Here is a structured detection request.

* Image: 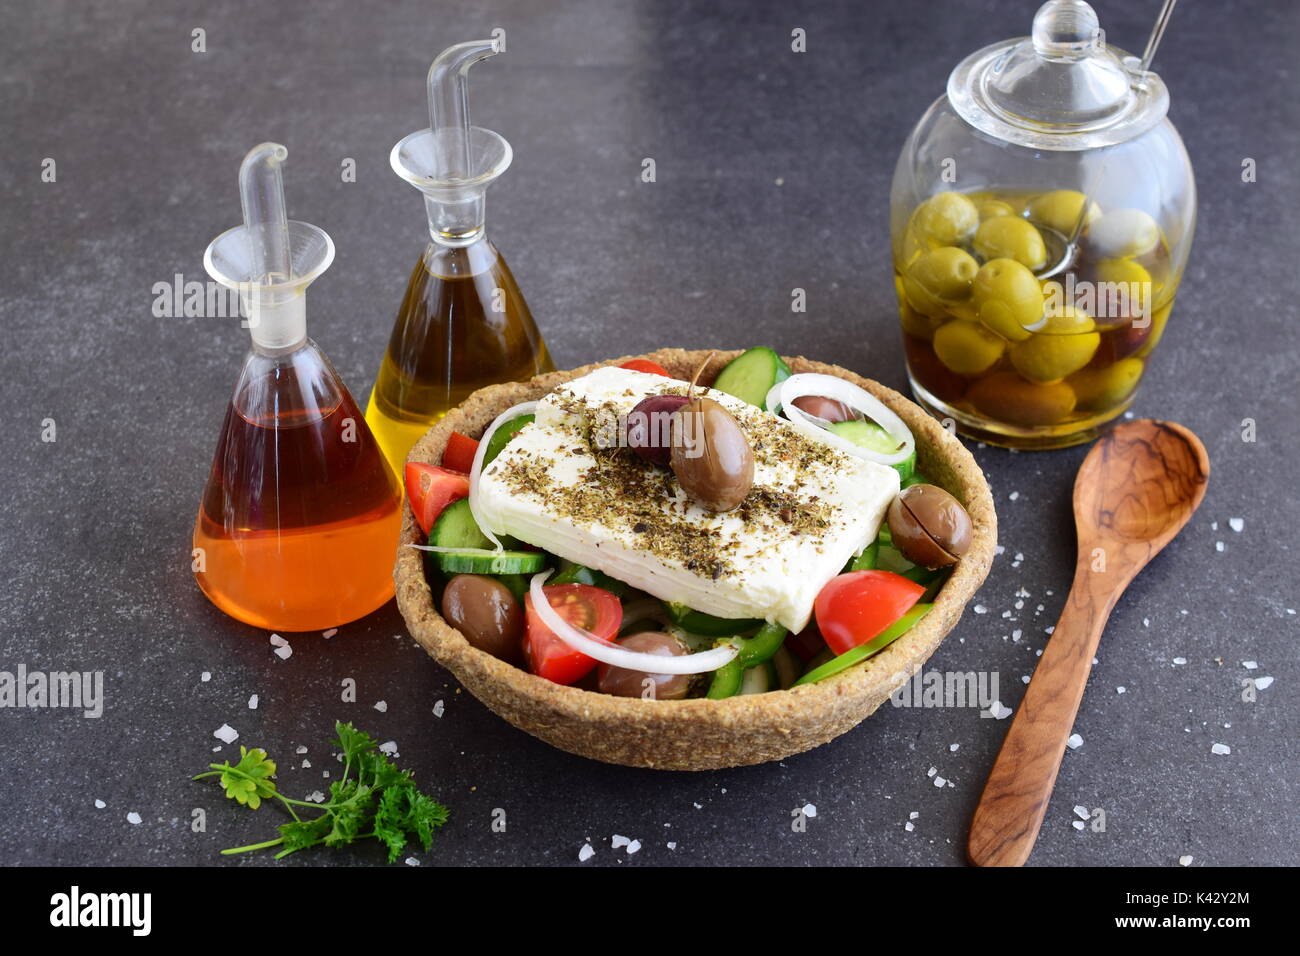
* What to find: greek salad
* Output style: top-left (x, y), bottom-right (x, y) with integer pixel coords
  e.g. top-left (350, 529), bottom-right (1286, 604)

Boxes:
top-left (408, 348), bottom-right (973, 700)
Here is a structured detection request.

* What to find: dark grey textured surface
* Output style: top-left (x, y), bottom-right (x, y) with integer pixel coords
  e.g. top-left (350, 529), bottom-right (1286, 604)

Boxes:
top-left (1, 0), bottom-right (1296, 867)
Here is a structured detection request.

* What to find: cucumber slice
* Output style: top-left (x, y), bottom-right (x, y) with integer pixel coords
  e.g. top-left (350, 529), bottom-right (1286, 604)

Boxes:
top-left (827, 419), bottom-right (916, 481)
top-left (483, 414), bottom-right (534, 467)
top-left (427, 499), bottom-right (537, 574)
top-left (435, 549), bottom-right (545, 575)
top-left (712, 347), bottom-right (791, 408)
top-left (666, 602), bottom-right (763, 637)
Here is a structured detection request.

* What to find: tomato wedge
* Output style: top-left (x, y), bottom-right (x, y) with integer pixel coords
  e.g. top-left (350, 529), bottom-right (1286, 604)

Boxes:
top-left (619, 359), bottom-right (670, 377)
top-left (442, 432), bottom-right (480, 474)
top-left (814, 570), bottom-right (925, 656)
top-left (523, 583), bottom-right (622, 685)
top-left (404, 462), bottom-right (469, 535)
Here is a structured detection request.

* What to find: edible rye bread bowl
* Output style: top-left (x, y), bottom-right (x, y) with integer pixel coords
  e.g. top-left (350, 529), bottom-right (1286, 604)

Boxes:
top-left (394, 349), bottom-right (996, 770)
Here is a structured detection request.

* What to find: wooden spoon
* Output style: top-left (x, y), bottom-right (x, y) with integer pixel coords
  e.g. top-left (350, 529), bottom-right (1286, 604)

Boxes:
top-left (968, 419), bottom-right (1209, 867)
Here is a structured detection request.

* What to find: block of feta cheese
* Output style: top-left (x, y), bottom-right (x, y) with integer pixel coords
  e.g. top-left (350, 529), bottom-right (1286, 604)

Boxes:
top-left (474, 366), bottom-right (900, 632)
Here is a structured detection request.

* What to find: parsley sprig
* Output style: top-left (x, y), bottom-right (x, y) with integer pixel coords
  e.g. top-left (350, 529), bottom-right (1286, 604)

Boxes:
top-left (194, 721), bottom-right (449, 863)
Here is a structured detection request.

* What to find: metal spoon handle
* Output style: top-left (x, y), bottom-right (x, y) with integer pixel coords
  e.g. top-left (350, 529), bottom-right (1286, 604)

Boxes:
top-left (967, 563), bottom-right (1117, 867)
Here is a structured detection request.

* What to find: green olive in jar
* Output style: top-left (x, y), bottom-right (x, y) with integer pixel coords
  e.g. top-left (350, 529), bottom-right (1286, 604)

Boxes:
top-left (911, 191), bottom-right (979, 246)
top-left (967, 371), bottom-right (1077, 427)
top-left (900, 298), bottom-right (942, 340)
top-left (908, 246), bottom-right (980, 300)
top-left (1067, 357), bottom-right (1144, 411)
top-left (901, 274), bottom-right (947, 318)
top-left (972, 258), bottom-right (1043, 342)
top-left (973, 216), bottom-right (1047, 271)
top-left (1009, 305), bottom-right (1100, 383)
top-left (977, 199), bottom-right (1016, 220)
top-left (1026, 190), bottom-right (1099, 235)
top-left (1094, 257), bottom-right (1158, 313)
top-left (933, 320), bottom-right (1005, 375)
top-left (1132, 303), bottom-right (1172, 359)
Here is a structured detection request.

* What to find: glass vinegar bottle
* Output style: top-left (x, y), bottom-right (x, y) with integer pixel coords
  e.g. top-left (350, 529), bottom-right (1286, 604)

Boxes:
top-left (195, 143), bottom-right (401, 631)
top-left (365, 39), bottom-right (552, 478)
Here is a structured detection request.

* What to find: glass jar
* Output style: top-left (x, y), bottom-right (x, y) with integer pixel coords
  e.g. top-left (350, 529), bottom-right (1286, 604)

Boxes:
top-left (890, 0), bottom-right (1195, 449)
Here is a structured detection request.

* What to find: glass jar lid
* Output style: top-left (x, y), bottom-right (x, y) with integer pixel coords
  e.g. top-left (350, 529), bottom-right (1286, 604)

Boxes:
top-left (947, 0), bottom-right (1169, 151)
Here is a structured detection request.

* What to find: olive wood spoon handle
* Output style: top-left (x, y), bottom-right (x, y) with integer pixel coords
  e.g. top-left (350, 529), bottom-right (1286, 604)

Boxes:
top-left (968, 420), bottom-right (1209, 867)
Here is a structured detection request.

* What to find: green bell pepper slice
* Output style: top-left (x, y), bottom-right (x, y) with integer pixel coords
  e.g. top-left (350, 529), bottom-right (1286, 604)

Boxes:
top-left (793, 604), bottom-right (931, 686)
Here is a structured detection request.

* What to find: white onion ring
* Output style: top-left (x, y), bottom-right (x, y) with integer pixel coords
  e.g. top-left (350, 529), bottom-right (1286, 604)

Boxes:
top-left (467, 400), bottom-right (539, 551)
top-left (529, 572), bottom-right (739, 675)
top-left (765, 373), bottom-right (914, 467)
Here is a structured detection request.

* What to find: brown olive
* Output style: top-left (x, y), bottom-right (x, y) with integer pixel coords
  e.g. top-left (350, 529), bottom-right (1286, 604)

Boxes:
top-left (671, 396), bottom-right (754, 512)
top-left (626, 394), bottom-right (689, 466)
top-left (597, 631), bottom-right (692, 700)
top-left (792, 395), bottom-right (858, 423)
top-left (441, 574), bottom-right (524, 665)
top-left (887, 484), bottom-right (973, 569)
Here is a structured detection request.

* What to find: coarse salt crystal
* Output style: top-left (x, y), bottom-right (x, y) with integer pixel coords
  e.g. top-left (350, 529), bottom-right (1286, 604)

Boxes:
top-left (928, 766), bottom-right (937, 777)
top-left (1179, 855), bottom-right (1193, 866)
top-left (949, 744), bottom-right (959, 752)
top-left (248, 695), bottom-right (258, 710)
top-left (1067, 734), bottom-right (1083, 750)
top-left (627, 840), bottom-right (642, 855)
top-left (126, 812), bottom-right (142, 825)
top-left (1242, 661), bottom-right (1258, 670)
top-left (1014, 552), bottom-right (1024, 562)
top-left (612, 834), bottom-right (630, 849)
top-left (323, 628), bottom-right (338, 639)
top-left (1002, 610), bottom-right (1012, 619)
top-left (269, 634), bottom-right (288, 647)
top-left (974, 604), bottom-right (988, 614)
top-left (1009, 492), bottom-right (1019, 501)
top-left (1117, 686), bottom-right (1126, 694)
top-left (374, 700), bottom-right (388, 713)
top-left (578, 843), bottom-right (595, 862)
top-left (1045, 625), bottom-right (1055, 635)
top-left (933, 776), bottom-right (946, 787)
top-left (94, 799), bottom-right (106, 809)
top-left (1210, 743), bottom-right (1231, 755)
top-left (1228, 518), bottom-right (1244, 533)
top-left (910, 811), bottom-right (920, 819)
top-left (988, 701), bottom-right (1012, 720)
top-left (433, 700), bottom-right (445, 717)
top-left (803, 803), bottom-right (817, 818)
top-left (200, 672), bottom-right (211, 682)
top-left (213, 724), bottom-right (239, 744)
top-left (301, 759), bottom-right (312, 769)
top-left (1173, 657), bottom-right (1186, 665)
top-left (905, 821), bottom-right (915, 832)
top-left (1012, 629), bottom-right (1022, 641)
top-left (1072, 820), bottom-right (1086, 831)
top-left (296, 745), bottom-right (308, 754)
top-left (666, 842), bottom-right (677, 850)
top-left (306, 791), bottom-right (326, 803)
top-left (1215, 541), bottom-right (1225, 552)
top-left (274, 644), bottom-right (292, 660)
top-left (405, 857), bottom-right (420, 866)
top-left (1143, 618), bottom-right (1150, 627)
top-left (1255, 676), bottom-right (1274, 690)
top-left (379, 741), bottom-right (398, 755)
top-left (1073, 805), bottom-right (1089, 820)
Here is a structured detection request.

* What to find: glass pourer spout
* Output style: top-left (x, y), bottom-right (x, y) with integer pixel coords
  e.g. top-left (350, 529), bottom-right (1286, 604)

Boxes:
top-left (205, 143), bottom-right (335, 350)
top-left (391, 40), bottom-right (513, 245)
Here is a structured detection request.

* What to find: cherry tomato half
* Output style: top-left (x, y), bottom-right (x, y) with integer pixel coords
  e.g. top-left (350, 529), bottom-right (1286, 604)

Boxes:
top-left (404, 462), bottom-right (469, 535)
top-left (442, 431), bottom-right (480, 474)
top-left (524, 584), bottom-right (623, 685)
top-left (619, 359), bottom-right (670, 377)
top-left (814, 570), bottom-right (925, 656)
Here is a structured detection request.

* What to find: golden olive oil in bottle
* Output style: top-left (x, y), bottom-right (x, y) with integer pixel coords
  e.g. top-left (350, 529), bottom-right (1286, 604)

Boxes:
top-left (366, 39), bottom-right (552, 477)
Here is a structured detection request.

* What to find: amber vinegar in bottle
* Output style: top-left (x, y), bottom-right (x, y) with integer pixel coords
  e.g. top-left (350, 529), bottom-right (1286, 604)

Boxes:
top-left (195, 143), bottom-right (400, 631)
top-left (365, 39), bottom-right (552, 477)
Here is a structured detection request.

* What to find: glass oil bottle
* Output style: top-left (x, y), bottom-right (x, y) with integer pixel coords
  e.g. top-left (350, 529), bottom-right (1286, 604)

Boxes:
top-left (365, 39), bottom-right (553, 478)
top-left (195, 143), bottom-right (401, 631)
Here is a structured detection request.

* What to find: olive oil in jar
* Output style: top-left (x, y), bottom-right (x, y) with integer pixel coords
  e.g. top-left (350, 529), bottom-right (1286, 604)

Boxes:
top-left (366, 238), bottom-right (552, 476)
top-left (368, 37), bottom-right (553, 476)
